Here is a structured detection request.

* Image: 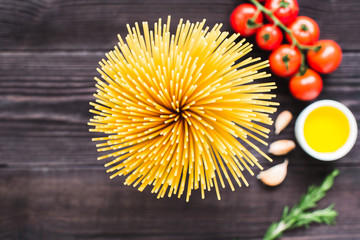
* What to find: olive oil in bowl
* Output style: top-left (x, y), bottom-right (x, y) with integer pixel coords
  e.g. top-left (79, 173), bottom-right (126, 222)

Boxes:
top-left (295, 100), bottom-right (357, 161)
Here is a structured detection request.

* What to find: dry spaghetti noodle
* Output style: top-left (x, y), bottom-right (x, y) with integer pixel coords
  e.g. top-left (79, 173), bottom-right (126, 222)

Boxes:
top-left (88, 16), bottom-right (278, 201)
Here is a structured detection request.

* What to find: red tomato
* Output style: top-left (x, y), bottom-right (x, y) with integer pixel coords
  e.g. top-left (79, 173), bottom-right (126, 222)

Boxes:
top-left (256, 24), bottom-right (283, 51)
top-left (307, 40), bottom-right (342, 74)
top-left (286, 16), bottom-right (320, 46)
top-left (269, 44), bottom-right (301, 77)
top-left (289, 69), bottom-right (323, 101)
top-left (230, 4), bottom-right (263, 37)
top-left (265, 0), bottom-right (299, 26)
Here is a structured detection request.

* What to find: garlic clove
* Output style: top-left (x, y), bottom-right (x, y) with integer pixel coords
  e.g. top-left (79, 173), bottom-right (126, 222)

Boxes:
top-left (275, 110), bottom-right (293, 135)
top-left (269, 140), bottom-right (296, 156)
top-left (257, 159), bottom-right (289, 186)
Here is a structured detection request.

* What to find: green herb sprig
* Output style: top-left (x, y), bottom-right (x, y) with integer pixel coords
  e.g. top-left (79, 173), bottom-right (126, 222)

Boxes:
top-left (263, 169), bottom-right (339, 240)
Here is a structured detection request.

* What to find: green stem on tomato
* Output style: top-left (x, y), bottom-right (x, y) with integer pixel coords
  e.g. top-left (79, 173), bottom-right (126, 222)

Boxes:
top-left (298, 51), bottom-right (307, 76)
top-left (247, 9), bottom-right (264, 29)
top-left (253, 8), bottom-right (262, 20)
top-left (249, 0), bottom-right (316, 76)
top-left (249, 0), bottom-right (315, 51)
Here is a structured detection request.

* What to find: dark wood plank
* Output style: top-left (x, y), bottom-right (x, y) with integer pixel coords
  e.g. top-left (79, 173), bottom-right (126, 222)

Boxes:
top-left (0, 51), bottom-right (359, 166)
top-left (1, 0), bottom-right (360, 239)
top-left (0, 0), bottom-right (360, 51)
top-left (0, 166), bottom-right (359, 240)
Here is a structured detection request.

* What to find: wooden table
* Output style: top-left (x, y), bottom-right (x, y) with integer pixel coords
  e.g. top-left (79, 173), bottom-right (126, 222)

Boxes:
top-left (1, 0), bottom-right (359, 239)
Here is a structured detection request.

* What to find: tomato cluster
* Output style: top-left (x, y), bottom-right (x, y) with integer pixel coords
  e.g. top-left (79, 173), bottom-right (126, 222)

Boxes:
top-left (230, 0), bottom-right (342, 101)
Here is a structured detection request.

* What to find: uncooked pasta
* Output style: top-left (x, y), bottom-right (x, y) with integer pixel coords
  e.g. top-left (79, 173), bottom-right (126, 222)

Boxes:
top-left (88, 16), bottom-right (278, 201)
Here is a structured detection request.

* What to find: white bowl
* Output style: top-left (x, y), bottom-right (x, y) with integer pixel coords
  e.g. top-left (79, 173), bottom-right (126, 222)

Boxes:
top-left (295, 100), bottom-right (358, 161)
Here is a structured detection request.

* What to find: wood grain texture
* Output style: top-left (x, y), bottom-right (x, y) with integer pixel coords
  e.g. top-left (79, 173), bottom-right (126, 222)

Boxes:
top-left (1, 166), bottom-right (360, 240)
top-left (0, 52), bottom-right (359, 166)
top-left (0, 0), bottom-right (360, 239)
top-left (0, 0), bottom-right (360, 51)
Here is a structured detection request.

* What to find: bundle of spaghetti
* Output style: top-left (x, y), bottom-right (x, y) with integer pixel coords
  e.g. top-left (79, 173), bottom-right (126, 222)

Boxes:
top-left (88, 16), bottom-right (278, 201)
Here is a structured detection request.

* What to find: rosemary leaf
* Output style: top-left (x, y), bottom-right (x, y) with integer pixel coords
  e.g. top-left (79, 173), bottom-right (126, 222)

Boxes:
top-left (263, 169), bottom-right (339, 240)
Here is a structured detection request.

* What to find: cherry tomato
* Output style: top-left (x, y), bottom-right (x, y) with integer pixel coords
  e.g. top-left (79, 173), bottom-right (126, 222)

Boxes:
top-left (265, 0), bottom-right (299, 26)
top-left (289, 69), bottom-right (323, 101)
top-left (307, 40), bottom-right (342, 74)
top-left (256, 24), bottom-right (283, 51)
top-left (269, 44), bottom-right (301, 77)
top-left (286, 16), bottom-right (320, 46)
top-left (230, 4), bottom-right (263, 37)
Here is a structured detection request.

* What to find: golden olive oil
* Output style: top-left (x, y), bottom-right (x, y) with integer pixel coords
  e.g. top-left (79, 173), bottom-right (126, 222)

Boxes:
top-left (304, 106), bottom-right (350, 153)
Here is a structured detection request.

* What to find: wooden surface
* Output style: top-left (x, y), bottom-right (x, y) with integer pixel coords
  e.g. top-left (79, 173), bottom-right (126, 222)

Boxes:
top-left (0, 0), bottom-right (359, 239)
